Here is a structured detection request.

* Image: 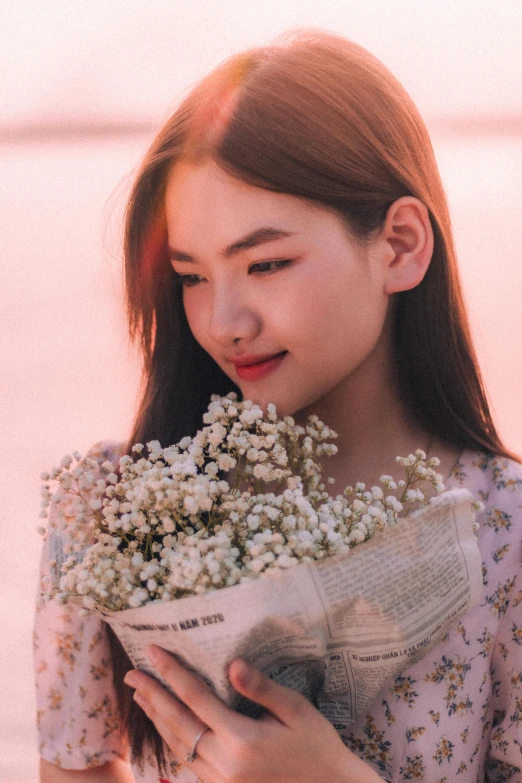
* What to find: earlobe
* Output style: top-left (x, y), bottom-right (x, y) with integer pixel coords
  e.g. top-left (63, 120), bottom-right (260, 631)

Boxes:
top-left (381, 197), bottom-right (434, 295)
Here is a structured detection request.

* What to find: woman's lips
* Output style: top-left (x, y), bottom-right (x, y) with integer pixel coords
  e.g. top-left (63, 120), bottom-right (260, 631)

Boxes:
top-left (234, 351), bottom-right (288, 381)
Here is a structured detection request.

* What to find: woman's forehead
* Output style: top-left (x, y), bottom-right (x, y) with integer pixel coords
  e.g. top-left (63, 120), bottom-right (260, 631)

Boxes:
top-left (164, 159), bottom-right (335, 247)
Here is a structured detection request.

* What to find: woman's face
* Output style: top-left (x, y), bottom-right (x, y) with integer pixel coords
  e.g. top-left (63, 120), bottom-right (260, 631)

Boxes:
top-left (165, 159), bottom-right (391, 418)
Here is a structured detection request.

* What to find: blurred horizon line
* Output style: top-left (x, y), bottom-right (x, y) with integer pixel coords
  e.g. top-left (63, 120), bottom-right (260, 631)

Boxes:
top-left (2, 113), bottom-right (522, 144)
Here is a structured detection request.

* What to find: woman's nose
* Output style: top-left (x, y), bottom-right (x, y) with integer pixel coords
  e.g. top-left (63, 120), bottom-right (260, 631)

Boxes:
top-left (208, 285), bottom-right (261, 347)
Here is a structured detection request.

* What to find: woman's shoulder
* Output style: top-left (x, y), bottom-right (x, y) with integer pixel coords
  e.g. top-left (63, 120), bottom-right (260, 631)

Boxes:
top-left (451, 449), bottom-right (522, 559)
top-left (450, 448), bottom-right (522, 498)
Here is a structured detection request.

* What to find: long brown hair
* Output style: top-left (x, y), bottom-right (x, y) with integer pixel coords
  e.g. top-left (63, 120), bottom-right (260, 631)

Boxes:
top-left (107, 28), bottom-right (520, 771)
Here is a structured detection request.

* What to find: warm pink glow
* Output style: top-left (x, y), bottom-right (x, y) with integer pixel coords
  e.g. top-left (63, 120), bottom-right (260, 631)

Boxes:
top-left (2, 7), bottom-right (521, 780)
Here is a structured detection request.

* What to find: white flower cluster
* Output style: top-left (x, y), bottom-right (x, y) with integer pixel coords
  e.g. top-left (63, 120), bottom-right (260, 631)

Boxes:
top-left (39, 393), bottom-right (451, 612)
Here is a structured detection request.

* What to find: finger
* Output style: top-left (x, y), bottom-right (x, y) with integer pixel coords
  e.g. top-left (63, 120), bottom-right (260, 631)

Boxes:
top-left (146, 645), bottom-right (243, 732)
top-left (228, 658), bottom-right (308, 726)
top-left (132, 689), bottom-right (216, 778)
top-left (124, 668), bottom-right (206, 752)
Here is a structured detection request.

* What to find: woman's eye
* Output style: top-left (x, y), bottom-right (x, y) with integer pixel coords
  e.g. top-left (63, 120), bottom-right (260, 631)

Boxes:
top-left (175, 259), bottom-right (292, 288)
top-left (250, 259), bottom-right (293, 275)
top-left (177, 274), bottom-right (203, 288)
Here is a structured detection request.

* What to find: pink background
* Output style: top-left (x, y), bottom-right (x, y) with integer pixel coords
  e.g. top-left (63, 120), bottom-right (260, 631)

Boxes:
top-left (1, 3), bottom-right (521, 780)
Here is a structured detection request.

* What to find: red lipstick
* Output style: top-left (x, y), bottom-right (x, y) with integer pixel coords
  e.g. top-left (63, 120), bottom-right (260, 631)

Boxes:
top-left (232, 351), bottom-right (288, 381)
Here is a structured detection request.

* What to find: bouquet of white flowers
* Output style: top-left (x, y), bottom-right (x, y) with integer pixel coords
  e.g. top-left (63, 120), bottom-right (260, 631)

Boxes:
top-left (38, 393), bottom-right (483, 725)
top-left (39, 392), bottom-right (452, 612)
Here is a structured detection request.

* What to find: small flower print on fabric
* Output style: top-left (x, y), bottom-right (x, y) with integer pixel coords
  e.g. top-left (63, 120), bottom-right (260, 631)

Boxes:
top-left (405, 726), bottom-right (426, 743)
top-left (55, 632), bottom-right (80, 669)
top-left (472, 453), bottom-right (492, 472)
top-left (511, 623), bottom-right (522, 645)
top-left (450, 460), bottom-right (467, 483)
top-left (510, 697), bottom-right (522, 727)
top-left (424, 655), bottom-right (471, 712)
top-left (485, 577), bottom-right (516, 619)
top-left (399, 754), bottom-right (425, 779)
top-left (382, 699), bottom-right (395, 726)
top-left (433, 736), bottom-right (454, 765)
top-left (390, 675), bottom-right (418, 707)
top-left (345, 714), bottom-right (392, 775)
top-left (490, 726), bottom-right (509, 755)
top-left (477, 627), bottom-right (494, 657)
top-left (493, 544), bottom-right (511, 563)
top-left (48, 688), bottom-right (63, 710)
top-left (485, 506), bottom-right (512, 533)
top-left (448, 696), bottom-right (473, 718)
top-left (489, 458), bottom-right (522, 491)
top-left (456, 622), bottom-right (471, 645)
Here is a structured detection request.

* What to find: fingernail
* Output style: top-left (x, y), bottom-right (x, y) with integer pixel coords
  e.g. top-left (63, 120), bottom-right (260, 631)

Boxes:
top-left (124, 671), bottom-right (140, 688)
top-left (235, 659), bottom-right (252, 686)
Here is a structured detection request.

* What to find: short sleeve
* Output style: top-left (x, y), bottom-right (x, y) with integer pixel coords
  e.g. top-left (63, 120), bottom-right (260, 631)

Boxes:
top-left (483, 459), bottom-right (522, 781)
top-left (33, 441), bottom-right (129, 769)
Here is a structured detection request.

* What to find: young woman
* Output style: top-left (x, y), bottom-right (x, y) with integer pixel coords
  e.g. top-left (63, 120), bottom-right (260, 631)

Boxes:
top-left (35, 29), bottom-right (522, 783)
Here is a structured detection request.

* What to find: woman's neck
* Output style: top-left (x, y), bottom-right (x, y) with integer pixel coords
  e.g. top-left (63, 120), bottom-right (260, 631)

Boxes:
top-left (307, 409), bottom-right (434, 493)
top-left (292, 334), bottom-right (458, 492)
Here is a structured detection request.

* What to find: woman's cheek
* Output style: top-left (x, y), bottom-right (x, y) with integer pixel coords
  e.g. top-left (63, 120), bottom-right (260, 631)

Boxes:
top-left (183, 293), bottom-right (210, 347)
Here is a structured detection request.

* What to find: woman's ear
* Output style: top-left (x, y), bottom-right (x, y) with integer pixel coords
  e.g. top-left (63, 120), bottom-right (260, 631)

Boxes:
top-left (378, 196), bottom-right (434, 294)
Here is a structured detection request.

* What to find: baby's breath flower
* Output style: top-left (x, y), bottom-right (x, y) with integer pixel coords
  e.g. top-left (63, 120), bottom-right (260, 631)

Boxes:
top-left (38, 395), bottom-right (471, 611)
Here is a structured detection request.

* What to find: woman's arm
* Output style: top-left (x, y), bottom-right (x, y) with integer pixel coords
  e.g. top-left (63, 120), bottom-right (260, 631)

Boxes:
top-left (35, 443), bottom-right (131, 782)
top-left (40, 758), bottom-right (135, 783)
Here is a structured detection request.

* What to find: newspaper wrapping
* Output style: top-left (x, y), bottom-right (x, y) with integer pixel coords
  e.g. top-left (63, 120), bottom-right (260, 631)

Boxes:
top-left (68, 487), bottom-right (482, 734)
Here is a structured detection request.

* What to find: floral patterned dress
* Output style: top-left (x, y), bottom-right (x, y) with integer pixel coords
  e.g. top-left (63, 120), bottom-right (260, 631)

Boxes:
top-left (34, 444), bottom-right (522, 782)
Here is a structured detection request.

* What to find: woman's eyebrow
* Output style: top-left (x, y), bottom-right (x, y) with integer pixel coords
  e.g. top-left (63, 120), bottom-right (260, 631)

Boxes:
top-left (168, 227), bottom-right (296, 263)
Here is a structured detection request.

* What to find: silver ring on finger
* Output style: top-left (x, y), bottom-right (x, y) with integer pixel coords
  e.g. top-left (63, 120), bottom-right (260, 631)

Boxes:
top-left (186, 725), bottom-right (210, 764)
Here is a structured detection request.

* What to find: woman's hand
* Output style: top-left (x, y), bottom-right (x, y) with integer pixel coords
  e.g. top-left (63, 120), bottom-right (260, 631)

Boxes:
top-left (124, 645), bottom-right (383, 783)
